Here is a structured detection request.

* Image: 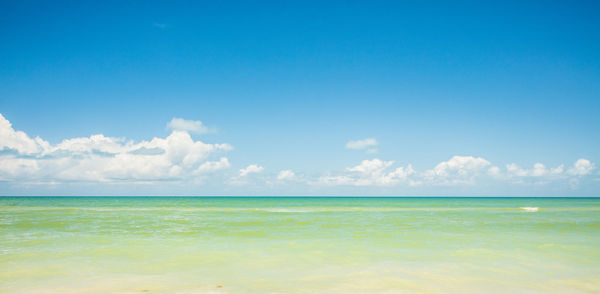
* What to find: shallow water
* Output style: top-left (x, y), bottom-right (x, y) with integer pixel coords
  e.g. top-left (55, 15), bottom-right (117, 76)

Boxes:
top-left (1, 197), bottom-right (599, 293)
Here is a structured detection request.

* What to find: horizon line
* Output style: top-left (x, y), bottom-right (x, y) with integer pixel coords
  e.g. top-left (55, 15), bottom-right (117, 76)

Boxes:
top-left (1, 195), bottom-right (599, 198)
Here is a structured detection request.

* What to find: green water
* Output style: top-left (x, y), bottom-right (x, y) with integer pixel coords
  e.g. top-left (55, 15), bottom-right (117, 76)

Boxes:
top-left (1, 197), bottom-right (599, 293)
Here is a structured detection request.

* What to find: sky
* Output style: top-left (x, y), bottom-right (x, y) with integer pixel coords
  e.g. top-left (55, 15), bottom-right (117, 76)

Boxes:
top-left (0, 0), bottom-right (599, 196)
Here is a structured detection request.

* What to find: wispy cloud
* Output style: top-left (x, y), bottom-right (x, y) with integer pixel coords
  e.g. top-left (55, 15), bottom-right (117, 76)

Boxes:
top-left (277, 169), bottom-right (296, 180)
top-left (167, 118), bottom-right (214, 134)
top-left (153, 22), bottom-right (167, 29)
top-left (346, 138), bottom-right (378, 150)
top-left (346, 138), bottom-right (378, 153)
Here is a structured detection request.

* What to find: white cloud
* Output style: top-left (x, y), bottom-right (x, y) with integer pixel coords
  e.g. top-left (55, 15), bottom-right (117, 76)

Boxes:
top-left (0, 114), bottom-right (232, 183)
top-left (2, 113), bottom-right (597, 193)
top-left (422, 156), bottom-right (490, 185)
top-left (567, 159), bottom-right (595, 176)
top-left (346, 138), bottom-right (378, 150)
top-left (239, 164), bottom-right (264, 177)
top-left (0, 114), bottom-right (48, 155)
top-left (505, 162), bottom-right (563, 178)
top-left (347, 158), bottom-right (393, 174)
top-left (318, 155), bottom-right (596, 188)
top-left (487, 166), bottom-right (501, 177)
top-left (319, 158), bottom-right (416, 186)
top-left (277, 169), bottom-right (296, 180)
top-left (167, 118), bottom-right (213, 134)
top-left (194, 157), bottom-right (231, 174)
top-left (503, 159), bottom-right (594, 180)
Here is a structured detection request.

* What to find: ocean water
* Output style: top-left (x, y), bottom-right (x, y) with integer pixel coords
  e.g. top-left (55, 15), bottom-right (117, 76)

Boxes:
top-left (1, 197), bottom-right (599, 294)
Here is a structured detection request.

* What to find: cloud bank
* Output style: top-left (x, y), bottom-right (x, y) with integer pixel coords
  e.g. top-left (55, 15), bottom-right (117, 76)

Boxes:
top-left (319, 156), bottom-right (595, 188)
top-left (0, 113), bottom-right (596, 193)
top-left (0, 114), bottom-right (231, 183)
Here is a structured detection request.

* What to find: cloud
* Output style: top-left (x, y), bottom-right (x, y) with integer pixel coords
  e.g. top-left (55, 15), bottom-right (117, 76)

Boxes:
top-left (277, 170), bottom-right (296, 180)
top-left (0, 114), bottom-right (48, 155)
top-left (502, 159), bottom-right (594, 180)
top-left (167, 118), bottom-right (213, 134)
top-left (0, 114), bottom-right (232, 183)
top-left (487, 166), bottom-right (501, 177)
top-left (153, 22), bottom-right (167, 29)
top-left (319, 158), bottom-right (416, 186)
top-left (194, 157), bottom-right (231, 174)
top-left (347, 158), bottom-right (393, 174)
top-left (239, 164), bottom-right (264, 177)
top-left (422, 156), bottom-right (491, 185)
top-left (318, 155), bottom-right (596, 188)
top-left (505, 163), bottom-right (564, 178)
top-left (2, 113), bottom-right (597, 193)
top-left (567, 159), bottom-right (595, 176)
top-left (346, 138), bottom-right (378, 150)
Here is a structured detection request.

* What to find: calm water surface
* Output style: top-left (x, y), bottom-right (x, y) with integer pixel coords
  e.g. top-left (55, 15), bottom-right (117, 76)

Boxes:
top-left (1, 197), bottom-right (599, 293)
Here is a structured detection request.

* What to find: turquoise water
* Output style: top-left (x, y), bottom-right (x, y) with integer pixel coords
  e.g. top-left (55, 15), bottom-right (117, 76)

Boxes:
top-left (1, 197), bottom-right (600, 293)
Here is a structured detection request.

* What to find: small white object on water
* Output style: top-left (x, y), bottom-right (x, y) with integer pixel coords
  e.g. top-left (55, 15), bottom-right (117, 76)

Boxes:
top-left (520, 207), bottom-right (539, 212)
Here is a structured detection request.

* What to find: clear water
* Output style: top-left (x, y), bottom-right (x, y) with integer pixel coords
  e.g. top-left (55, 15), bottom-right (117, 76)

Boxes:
top-left (1, 197), bottom-right (599, 293)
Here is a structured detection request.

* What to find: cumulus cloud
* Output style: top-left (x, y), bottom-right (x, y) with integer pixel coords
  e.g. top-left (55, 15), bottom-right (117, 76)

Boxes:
top-left (318, 156), bottom-right (596, 188)
top-left (167, 118), bottom-right (213, 134)
top-left (487, 166), bottom-right (501, 177)
top-left (506, 163), bottom-right (564, 178)
top-left (567, 159), bottom-right (595, 176)
top-left (427, 156), bottom-right (491, 177)
top-left (277, 169), bottom-right (296, 180)
top-left (239, 164), bottom-right (264, 177)
top-left (0, 114), bottom-right (232, 183)
top-left (346, 138), bottom-right (378, 150)
top-left (2, 113), bottom-right (596, 192)
top-left (194, 157), bottom-right (231, 174)
top-left (422, 156), bottom-right (490, 185)
top-left (501, 159), bottom-right (594, 181)
top-left (0, 114), bottom-right (48, 155)
top-left (319, 159), bottom-right (416, 186)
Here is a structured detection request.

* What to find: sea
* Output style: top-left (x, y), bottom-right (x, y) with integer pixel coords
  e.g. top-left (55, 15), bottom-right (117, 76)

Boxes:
top-left (1, 197), bottom-right (599, 293)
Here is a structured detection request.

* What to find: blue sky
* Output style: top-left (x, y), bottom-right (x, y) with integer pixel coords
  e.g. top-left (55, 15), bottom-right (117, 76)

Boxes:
top-left (1, 1), bottom-right (599, 196)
